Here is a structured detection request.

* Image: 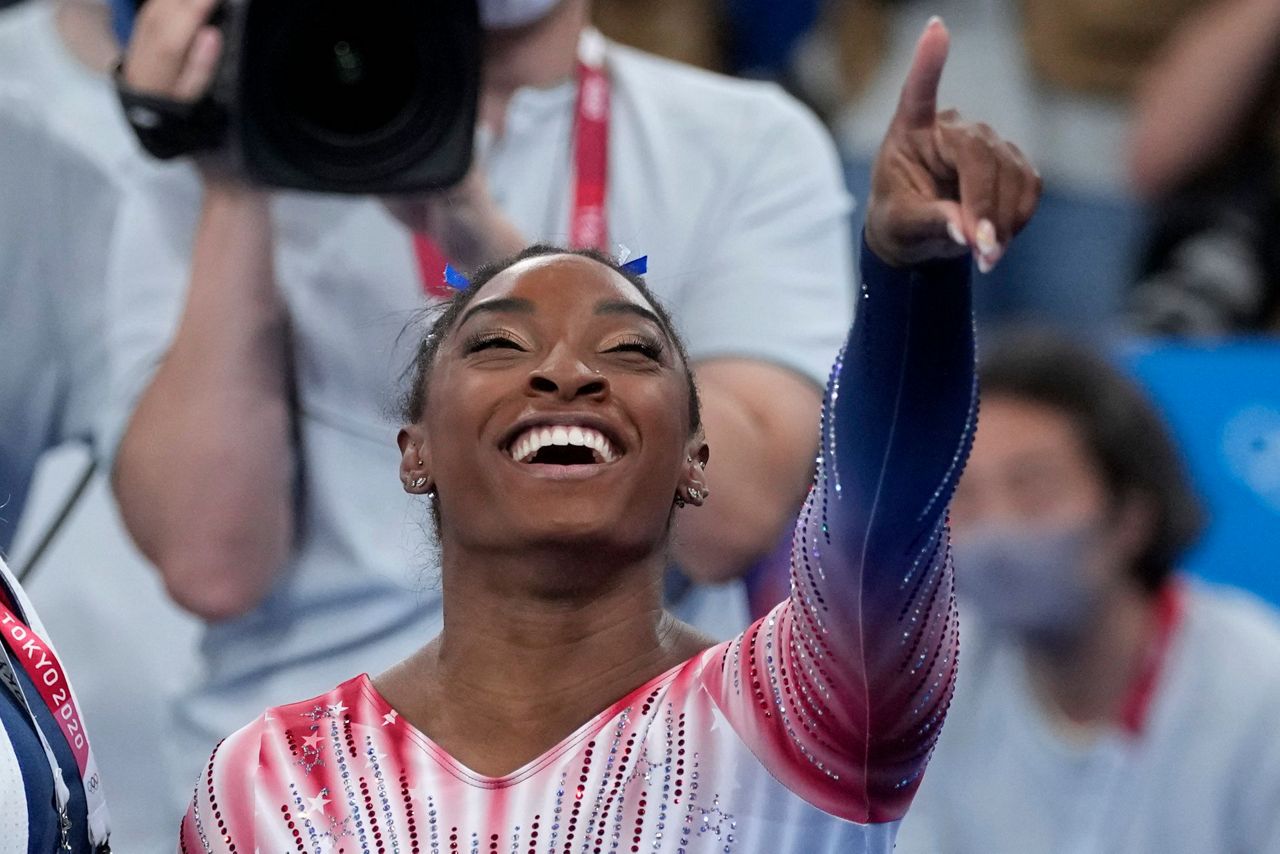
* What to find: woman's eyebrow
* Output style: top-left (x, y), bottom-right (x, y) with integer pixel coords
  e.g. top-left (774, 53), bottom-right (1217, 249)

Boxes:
top-left (594, 300), bottom-right (663, 330)
top-left (458, 296), bottom-right (536, 327)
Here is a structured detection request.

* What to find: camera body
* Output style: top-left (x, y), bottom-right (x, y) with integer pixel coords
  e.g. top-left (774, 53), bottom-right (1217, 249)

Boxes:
top-left (119, 0), bottom-right (481, 194)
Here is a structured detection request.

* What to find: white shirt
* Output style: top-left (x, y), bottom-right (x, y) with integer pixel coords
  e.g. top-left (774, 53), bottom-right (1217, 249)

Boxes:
top-left (103, 37), bottom-right (855, 810)
top-left (0, 82), bottom-right (119, 550)
top-left (0, 0), bottom-right (141, 549)
top-left (895, 582), bottom-right (1280, 854)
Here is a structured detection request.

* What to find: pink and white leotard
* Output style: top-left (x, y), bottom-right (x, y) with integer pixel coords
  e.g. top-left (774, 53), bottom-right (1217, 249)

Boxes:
top-left (181, 243), bottom-right (976, 854)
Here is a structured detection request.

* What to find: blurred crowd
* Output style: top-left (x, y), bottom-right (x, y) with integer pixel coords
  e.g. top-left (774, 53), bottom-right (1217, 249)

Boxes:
top-left (1, 0), bottom-right (1278, 850)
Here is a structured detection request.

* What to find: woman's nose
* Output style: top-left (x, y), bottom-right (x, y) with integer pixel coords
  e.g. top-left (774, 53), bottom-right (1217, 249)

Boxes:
top-left (527, 349), bottom-right (609, 401)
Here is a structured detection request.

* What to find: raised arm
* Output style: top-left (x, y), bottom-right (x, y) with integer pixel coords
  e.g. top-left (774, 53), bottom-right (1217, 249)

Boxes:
top-left (709, 19), bottom-right (1040, 824)
top-left (111, 0), bottom-right (294, 620)
top-left (112, 181), bottom-right (295, 621)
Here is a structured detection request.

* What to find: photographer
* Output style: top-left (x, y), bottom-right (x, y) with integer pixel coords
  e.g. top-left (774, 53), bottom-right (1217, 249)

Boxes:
top-left (107, 0), bottom-right (856, 813)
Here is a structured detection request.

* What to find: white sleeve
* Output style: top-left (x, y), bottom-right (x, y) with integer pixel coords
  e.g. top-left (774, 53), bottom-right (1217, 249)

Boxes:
top-left (674, 89), bottom-right (855, 388)
top-left (96, 161), bottom-right (204, 472)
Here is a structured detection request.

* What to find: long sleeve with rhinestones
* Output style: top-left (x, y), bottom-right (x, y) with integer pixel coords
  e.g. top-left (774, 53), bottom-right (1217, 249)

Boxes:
top-left (708, 239), bottom-right (975, 825)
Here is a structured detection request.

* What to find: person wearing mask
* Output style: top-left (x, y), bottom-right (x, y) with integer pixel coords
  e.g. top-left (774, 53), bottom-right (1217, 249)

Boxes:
top-left (108, 0), bottom-right (878, 818)
top-left (895, 330), bottom-right (1280, 853)
top-left (0, 550), bottom-right (111, 853)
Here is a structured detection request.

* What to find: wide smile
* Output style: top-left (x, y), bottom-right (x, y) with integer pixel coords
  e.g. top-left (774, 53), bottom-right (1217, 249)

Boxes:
top-left (500, 417), bottom-right (627, 480)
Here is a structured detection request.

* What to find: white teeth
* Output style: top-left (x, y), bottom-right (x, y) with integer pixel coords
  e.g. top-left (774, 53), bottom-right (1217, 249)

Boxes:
top-left (508, 424), bottom-right (619, 463)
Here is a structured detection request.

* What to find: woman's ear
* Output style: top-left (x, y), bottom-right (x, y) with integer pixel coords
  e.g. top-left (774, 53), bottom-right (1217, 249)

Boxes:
top-left (678, 438), bottom-right (711, 507)
top-left (398, 426), bottom-right (433, 494)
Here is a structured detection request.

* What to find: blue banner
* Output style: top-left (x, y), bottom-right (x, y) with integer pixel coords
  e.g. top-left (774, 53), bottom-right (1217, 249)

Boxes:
top-left (1125, 339), bottom-right (1280, 606)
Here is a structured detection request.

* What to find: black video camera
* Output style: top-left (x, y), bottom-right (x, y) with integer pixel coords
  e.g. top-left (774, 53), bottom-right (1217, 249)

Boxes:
top-left (116, 0), bottom-right (481, 194)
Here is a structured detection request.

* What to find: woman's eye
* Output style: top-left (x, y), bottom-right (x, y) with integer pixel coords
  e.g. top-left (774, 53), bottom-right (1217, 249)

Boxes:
top-left (464, 333), bottom-right (525, 354)
top-left (606, 338), bottom-right (664, 360)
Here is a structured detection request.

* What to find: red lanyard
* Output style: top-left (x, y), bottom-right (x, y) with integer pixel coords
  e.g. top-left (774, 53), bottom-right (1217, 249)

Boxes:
top-left (413, 29), bottom-right (611, 299)
top-left (0, 578), bottom-right (114, 848)
top-left (0, 591), bottom-right (93, 780)
top-left (1117, 580), bottom-right (1184, 735)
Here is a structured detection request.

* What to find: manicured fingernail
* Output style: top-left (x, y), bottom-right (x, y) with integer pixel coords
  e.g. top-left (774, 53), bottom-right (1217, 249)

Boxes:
top-left (947, 220), bottom-right (968, 247)
top-left (976, 219), bottom-right (999, 258)
top-left (977, 253), bottom-right (995, 275)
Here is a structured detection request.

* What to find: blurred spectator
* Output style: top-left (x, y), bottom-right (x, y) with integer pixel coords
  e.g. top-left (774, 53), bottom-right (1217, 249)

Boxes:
top-left (0, 0), bottom-right (133, 550)
top-left (829, 0), bottom-right (1204, 331)
top-left (0, 0), bottom-right (135, 170)
top-left (0, 3), bottom-right (209, 850)
top-left (896, 329), bottom-right (1280, 853)
top-left (0, 74), bottom-right (118, 551)
top-left (1127, 0), bottom-right (1280, 334)
top-left (108, 0), bottom-right (853, 819)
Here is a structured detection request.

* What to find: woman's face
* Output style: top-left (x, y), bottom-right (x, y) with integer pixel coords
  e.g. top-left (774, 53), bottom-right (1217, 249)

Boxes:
top-left (403, 255), bottom-right (706, 560)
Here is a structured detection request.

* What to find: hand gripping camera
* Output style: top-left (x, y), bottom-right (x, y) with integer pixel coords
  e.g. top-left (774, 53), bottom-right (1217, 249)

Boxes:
top-left (116, 0), bottom-right (481, 194)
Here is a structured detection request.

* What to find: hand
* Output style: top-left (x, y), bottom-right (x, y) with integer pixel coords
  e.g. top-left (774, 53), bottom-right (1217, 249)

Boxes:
top-left (864, 18), bottom-right (1041, 272)
top-left (121, 0), bottom-right (223, 102)
top-left (383, 168), bottom-right (528, 270)
top-left (119, 0), bottom-right (248, 189)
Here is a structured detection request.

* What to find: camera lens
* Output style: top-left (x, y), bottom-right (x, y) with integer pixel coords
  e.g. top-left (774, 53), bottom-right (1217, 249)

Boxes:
top-left (240, 0), bottom-right (478, 190)
top-left (282, 11), bottom-right (418, 140)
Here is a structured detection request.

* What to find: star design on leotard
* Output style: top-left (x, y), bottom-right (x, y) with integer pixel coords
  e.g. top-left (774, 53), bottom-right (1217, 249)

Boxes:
top-left (690, 796), bottom-right (735, 839)
top-left (295, 733), bottom-right (326, 775)
top-left (315, 817), bottom-right (353, 854)
top-left (326, 701), bottom-right (348, 718)
top-left (303, 791), bottom-right (331, 819)
top-left (382, 710), bottom-right (399, 726)
top-left (625, 752), bottom-right (661, 786)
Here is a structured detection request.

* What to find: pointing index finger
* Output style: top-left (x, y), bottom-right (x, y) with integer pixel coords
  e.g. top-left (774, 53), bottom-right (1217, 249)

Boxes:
top-left (894, 17), bottom-right (950, 130)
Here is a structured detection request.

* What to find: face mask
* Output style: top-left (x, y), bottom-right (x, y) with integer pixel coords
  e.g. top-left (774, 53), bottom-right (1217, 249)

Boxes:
top-left (952, 523), bottom-right (1103, 642)
top-left (479, 0), bottom-right (562, 30)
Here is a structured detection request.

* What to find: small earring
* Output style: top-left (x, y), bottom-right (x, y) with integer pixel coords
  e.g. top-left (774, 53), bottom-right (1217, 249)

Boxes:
top-left (411, 477), bottom-right (427, 489)
top-left (688, 487), bottom-right (702, 502)
top-left (674, 495), bottom-right (687, 509)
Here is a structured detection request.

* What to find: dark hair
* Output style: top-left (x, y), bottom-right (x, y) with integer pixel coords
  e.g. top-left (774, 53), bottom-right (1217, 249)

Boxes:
top-left (978, 328), bottom-right (1205, 593)
top-left (400, 244), bottom-right (702, 434)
